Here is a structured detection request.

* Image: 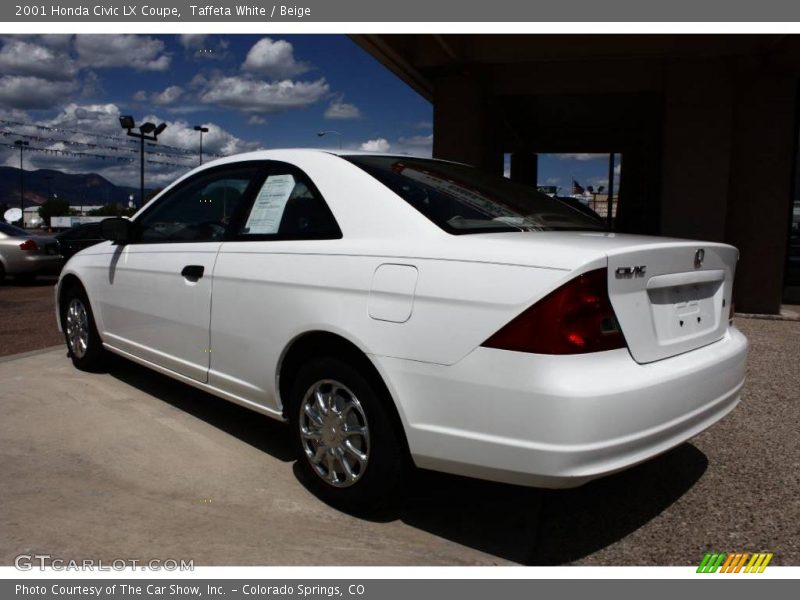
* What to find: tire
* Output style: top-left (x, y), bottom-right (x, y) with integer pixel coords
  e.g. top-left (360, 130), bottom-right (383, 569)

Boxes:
top-left (61, 284), bottom-right (106, 371)
top-left (0, 262), bottom-right (5, 283)
top-left (289, 356), bottom-right (406, 513)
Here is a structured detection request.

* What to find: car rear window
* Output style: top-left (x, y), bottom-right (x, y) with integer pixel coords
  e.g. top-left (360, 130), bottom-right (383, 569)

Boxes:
top-left (342, 155), bottom-right (606, 234)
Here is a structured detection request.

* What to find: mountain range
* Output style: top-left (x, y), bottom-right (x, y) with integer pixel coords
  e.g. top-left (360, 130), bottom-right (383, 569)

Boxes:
top-left (0, 167), bottom-right (145, 208)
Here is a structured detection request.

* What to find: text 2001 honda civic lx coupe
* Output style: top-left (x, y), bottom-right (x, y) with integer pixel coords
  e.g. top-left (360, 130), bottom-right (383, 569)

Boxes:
top-left (56, 150), bottom-right (747, 510)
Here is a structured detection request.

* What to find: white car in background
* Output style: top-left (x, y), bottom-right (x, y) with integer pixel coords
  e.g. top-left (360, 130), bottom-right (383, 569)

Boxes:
top-left (56, 150), bottom-right (748, 511)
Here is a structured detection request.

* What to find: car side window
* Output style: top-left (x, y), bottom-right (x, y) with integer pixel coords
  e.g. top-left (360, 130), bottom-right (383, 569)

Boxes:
top-left (137, 167), bottom-right (260, 243)
top-left (236, 165), bottom-right (341, 239)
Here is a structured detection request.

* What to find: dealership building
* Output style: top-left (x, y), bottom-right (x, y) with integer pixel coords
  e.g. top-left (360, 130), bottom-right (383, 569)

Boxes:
top-left (354, 35), bottom-right (800, 314)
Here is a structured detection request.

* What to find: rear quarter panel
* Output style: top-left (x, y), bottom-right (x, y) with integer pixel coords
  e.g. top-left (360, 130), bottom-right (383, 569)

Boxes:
top-left (208, 239), bottom-right (570, 411)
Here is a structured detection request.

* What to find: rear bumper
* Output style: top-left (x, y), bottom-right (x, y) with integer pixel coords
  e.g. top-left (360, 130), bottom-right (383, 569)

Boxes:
top-left (4, 253), bottom-right (63, 275)
top-left (373, 326), bottom-right (748, 488)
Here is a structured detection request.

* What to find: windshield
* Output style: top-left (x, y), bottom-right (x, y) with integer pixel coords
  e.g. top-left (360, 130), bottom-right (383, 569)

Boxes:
top-left (0, 222), bottom-right (29, 237)
top-left (343, 155), bottom-right (606, 234)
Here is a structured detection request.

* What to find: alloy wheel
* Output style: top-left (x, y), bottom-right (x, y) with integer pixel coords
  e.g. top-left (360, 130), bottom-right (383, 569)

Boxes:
top-left (298, 379), bottom-right (370, 488)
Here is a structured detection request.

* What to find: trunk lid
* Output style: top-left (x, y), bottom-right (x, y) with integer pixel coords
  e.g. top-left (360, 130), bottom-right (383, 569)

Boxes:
top-left (606, 241), bottom-right (737, 363)
top-left (32, 236), bottom-right (61, 256)
top-left (444, 231), bottom-right (737, 363)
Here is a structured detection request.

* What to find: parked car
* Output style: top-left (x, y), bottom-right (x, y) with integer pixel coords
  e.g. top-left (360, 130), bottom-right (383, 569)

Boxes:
top-left (56, 150), bottom-right (748, 511)
top-left (0, 222), bottom-right (62, 282)
top-left (55, 222), bottom-right (106, 261)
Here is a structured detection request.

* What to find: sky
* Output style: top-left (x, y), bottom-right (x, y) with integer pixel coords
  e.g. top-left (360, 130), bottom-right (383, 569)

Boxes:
top-left (0, 34), bottom-right (614, 195)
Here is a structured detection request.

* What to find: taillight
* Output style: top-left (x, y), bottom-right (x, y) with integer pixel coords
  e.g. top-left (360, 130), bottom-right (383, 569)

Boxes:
top-left (482, 268), bottom-right (627, 354)
top-left (19, 239), bottom-right (39, 251)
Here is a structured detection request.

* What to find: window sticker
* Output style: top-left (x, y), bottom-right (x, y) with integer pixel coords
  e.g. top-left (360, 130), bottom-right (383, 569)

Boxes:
top-left (243, 174), bottom-right (296, 234)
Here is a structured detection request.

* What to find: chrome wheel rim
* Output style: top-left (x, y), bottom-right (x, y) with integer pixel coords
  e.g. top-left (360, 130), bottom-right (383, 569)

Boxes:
top-left (65, 298), bottom-right (89, 359)
top-left (299, 379), bottom-right (370, 488)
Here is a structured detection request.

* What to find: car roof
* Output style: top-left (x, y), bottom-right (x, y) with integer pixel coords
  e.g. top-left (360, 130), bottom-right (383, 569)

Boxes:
top-left (202, 148), bottom-right (427, 163)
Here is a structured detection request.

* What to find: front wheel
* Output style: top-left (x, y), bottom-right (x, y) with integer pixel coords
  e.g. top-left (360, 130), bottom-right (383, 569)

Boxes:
top-left (290, 356), bottom-right (406, 512)
top-left (61, 285), bottom-right (106, 371)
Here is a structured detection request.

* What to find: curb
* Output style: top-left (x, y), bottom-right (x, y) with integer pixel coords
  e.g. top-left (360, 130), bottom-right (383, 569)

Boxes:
top-left (736, 312), bottom-right (800, 322)
top-left (0, 345), bottom-right (65, 364)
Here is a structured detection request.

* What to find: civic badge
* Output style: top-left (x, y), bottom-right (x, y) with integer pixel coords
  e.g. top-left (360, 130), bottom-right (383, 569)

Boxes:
top-left (694, 248), bottom-right (705, 268)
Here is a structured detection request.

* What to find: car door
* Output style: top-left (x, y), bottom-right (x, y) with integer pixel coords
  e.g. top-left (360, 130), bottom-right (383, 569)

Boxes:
top-left (98, 164), bottom-right (264, 383)
top-left (208, 161), bottom-right (342, 411)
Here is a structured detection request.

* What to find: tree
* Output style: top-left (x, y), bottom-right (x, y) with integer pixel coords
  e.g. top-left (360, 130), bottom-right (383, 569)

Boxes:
top-left (87, 203), bottom-right (136, 217)
top-left (38, 197), bottom-right (72, 226)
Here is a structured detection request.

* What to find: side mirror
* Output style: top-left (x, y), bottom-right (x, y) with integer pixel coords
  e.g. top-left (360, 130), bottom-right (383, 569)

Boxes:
top-left (100, 217), bottom-right (133, 244)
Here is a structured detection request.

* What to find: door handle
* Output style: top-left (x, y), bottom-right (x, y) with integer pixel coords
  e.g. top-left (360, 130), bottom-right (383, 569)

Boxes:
top-left (181, 265), bottom-right (205, 281)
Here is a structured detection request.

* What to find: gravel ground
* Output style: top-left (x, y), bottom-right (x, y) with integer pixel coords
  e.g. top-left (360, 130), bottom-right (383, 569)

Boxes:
top-left (0, 282), bottom-right (798, 565)
top-left (561, 317), bottom-right (800, 565)
top-left (0, 276), bottom-right (62, 357)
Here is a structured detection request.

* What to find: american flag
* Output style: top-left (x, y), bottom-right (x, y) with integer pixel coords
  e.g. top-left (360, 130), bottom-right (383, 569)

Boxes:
top-left (572, 179), bottom-right (585, 195)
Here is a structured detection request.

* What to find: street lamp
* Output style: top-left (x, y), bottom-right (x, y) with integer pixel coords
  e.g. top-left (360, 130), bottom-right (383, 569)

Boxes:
top-left (14, 140), bottom-right (29, 226)
top-left (317, 130), bottom-right (342, 149)
top-left (193, 125), bottom-right (209, 165)
top-left (119, 115), bottom-right (167, 208)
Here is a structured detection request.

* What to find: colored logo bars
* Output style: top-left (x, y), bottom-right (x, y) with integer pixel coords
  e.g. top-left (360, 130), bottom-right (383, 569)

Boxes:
top-left (697, 552), bottom-right (773, 573)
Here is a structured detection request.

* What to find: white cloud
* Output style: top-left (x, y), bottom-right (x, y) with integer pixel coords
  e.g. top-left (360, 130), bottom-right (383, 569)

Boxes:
top-left (0, 107), bottom-right (31, 122)
top-left (248, 115), bottom-right (267, 125)
top-left (34, 34), bottom-right (74, 52)
top-left (413, 120), bottom-right (432, 130)
top-left (0, 38), bottom-right (77, 80)
top-left (557, 153), bottom-right (606, 161)
top-left (44, 102), bottom-right (125, 135)
top-left (75, 35), bottom-right (171, 71)
top-left (360, 138), bottom-right (391, 152)
top-left (179, 34), bottom-right (207, 50)
top-left (324, 99), bottom-right (361, 120)
top-left (0, 75), bottom-right (77, 110)
top-left (199, 75), bottom-right (329, 113)
top-left (134, 85), bottom-right (183, 106)
top-left (0, 103), bottom-right (263, 188)
top-left (148, 118), bottom-right (262, 158)
top-left (242, 37), bottom-right (309, 78)
top-left (154, 86), bottom-right (183, 105)
top-left (398, 134), bottom-right (433, 147)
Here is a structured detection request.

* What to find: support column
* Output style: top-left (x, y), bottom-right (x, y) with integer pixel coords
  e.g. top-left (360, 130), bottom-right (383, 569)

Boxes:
top-left (510, 151), bottom-right (538, 187)
top-left (725, 71), bottom-right (796, 314)
top-left (660, 61), bottom-right (734, 242)
top-left (432, 73), bottom-right (503, 175)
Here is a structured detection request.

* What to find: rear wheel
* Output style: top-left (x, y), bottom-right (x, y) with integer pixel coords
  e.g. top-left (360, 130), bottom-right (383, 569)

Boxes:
top-left (289, 356), bottom-right (405, 512)
top-left (61, 285), bottom-right (106, 371)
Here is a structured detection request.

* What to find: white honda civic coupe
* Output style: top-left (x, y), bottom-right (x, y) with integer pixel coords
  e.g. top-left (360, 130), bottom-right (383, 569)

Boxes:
top-left (56, 149), bottom-right (748, 510)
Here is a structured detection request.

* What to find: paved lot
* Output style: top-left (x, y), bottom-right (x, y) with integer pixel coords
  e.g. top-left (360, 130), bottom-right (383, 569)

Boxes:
top-left (0, 276), bottom-right (62, 357)
top-left (0, 316), bottom-right (798, 566)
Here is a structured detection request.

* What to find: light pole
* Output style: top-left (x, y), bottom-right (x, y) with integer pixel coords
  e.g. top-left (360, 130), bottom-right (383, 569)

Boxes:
top-left (14, 140), bottom-right (28, 227)
top-left (317, 130), bottom-right (342, 149)
top-left (193, 125), bottom-right (209, 165)
top-left (120, 116), bottom-right (167, 208)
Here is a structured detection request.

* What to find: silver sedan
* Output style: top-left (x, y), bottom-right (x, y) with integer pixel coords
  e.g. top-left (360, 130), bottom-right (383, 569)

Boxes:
top-left (0, 222), bottom-right (63, 282)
